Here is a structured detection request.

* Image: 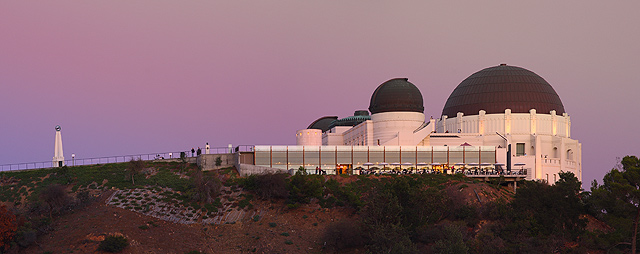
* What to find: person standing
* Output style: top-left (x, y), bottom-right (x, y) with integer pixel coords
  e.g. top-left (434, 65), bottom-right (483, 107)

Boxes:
top-left (205, 143), bottom-right (210, 154)
top-left (197, 147), bottom-right (202, 156)
top-left (191, 148), bottom-right (195, 157)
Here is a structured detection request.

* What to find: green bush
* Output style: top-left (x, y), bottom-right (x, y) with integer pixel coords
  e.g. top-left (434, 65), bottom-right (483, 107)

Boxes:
top-left (269, 222), bottom-right (277, 227)
top-left (238, 173), bottom-right (289, 200)
top-left (287, 174), bottom-right (323, 204)
top-left (98, 235), bottom-right (128, 252)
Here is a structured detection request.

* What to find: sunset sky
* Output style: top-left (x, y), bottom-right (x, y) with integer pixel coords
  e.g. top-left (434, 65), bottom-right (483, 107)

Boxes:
top-left (1, 1), bottom-right (639, 188)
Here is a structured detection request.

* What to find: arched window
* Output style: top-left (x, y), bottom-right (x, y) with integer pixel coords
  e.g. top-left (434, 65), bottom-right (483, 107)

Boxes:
top-left (566, 149), bottom-right (573, 160)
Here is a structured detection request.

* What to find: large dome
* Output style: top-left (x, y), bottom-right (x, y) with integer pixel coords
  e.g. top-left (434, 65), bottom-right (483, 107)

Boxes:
top-left (369, 78), bottom-right (424, 114)
top-left (441, 64), bottom-right (565, 117)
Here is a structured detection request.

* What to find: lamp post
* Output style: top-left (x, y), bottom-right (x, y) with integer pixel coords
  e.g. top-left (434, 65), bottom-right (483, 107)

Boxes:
top-left (495, 132), bottom-right (511, 174)
top-left (72, 153), bottom-right (75, 166)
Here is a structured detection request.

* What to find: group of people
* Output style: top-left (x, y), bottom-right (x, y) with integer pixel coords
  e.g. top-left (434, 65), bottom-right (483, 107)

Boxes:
top-left (190, 143), bottom-right (211, 157)
top-left (315, 167), bottom-right (327, 175)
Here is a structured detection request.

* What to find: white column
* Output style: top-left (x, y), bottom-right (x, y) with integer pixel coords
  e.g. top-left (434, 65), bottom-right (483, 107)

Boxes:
top-left (551, 110), bottom-right (557, 136)
top-left (456, 112), bottom-right (464, 133)
top-left (429, 118), bottom-right (436, 133)
top-left (441, 115), bottom-right (448, 133)
top-left (564, 113), bottom-right (571, 138)
top-left (478, 110), bottom-right (486, 135)
top-left (504, 109), bottom-right (512, 135)
top-left (535, 134), bottom-right (542, 180)
top-left (530, 109), bottom-right (537, 135)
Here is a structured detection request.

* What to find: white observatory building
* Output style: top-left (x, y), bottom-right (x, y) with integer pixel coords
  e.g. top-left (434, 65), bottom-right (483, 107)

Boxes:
top-left (294, 64), bottom-right (582, 183)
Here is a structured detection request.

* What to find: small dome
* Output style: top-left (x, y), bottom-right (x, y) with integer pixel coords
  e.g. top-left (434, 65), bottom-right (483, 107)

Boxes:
top-left (307, 116), bottom-right (339, 132)
top-left (441, 65), bottom-right (565, 117)
top-left (328, 111), bottom-right (371, 129)
top-left (369, 78), bottom-right (424, 114)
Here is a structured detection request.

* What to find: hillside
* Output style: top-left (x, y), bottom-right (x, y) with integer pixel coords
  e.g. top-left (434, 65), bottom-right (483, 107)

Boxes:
top-left (0, 161), bottom-right (604, 253)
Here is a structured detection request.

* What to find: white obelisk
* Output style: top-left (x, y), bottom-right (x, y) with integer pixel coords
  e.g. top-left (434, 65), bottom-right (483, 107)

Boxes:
top-left (53, 125), bottom-right (65, 167)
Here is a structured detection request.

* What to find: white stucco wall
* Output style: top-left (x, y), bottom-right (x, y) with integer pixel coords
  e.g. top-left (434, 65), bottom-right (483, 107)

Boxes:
top-left (371, 111), bottom-right (425, 146)
top-left (433, 109), bottom-right (581, 183)
top-left (296, 129), bottom-right (322, 146)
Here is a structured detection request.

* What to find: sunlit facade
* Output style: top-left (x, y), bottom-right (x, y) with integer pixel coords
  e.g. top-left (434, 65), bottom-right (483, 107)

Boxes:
top-left (290, 64), bottom-right (581, 183)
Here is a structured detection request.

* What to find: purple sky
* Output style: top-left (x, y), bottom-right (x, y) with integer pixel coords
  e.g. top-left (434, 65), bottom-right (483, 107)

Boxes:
top-left (1, 1), bottom-right (639, 188)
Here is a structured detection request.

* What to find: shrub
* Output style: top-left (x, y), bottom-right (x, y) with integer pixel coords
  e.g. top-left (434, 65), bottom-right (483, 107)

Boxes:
top-left (0, 205), bottom-right (17, 250)
top-left (98, 235), bottom-right (128, 253)
top-left (238, 199), bottom-right (252, 209)
top-left (284, 240), bottom-right (293, 245)
top-left (432, 224), bottom-right (468, 254)
top-left (40, 184), bottom-right (71, 217)
top-left (322, 220), bottom-right (365, 251)
top-left (252, 215), bottom-right (260, 222)
top-left (287, 174), bottom-right (323, 204)
top-left (239, 173), bottom-right (289, 200)
top-left (191, 171), bottom-right (222, 204)
top-left (269, 222), bottom-right (277, 227)
top-left (280, 232), bottom-right (290, 236)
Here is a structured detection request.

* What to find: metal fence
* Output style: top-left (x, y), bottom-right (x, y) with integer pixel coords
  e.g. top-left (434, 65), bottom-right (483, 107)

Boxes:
top-left (0, 146), bottom-right (254, 172)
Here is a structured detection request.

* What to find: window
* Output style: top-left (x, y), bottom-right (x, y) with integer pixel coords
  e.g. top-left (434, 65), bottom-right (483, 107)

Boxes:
top-left (516, 143), bottom-right (525, 156)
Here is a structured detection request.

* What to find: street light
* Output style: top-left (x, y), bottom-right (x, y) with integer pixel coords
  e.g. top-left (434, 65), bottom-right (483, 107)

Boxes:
top-left (72, 153), bottom-right (75, 166)
top-left (495, 132), bottom-right (511, 174)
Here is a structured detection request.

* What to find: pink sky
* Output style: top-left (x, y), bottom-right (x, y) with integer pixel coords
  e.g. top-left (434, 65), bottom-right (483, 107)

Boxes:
top-left (1, 1), bottom-right (639, 188)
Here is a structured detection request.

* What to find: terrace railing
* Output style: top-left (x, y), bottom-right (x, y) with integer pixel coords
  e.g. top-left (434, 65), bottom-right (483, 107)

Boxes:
top-left (0, 145), bottom-right (259, 172)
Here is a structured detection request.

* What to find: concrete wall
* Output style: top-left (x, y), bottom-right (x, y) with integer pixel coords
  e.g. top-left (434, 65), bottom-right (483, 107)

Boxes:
top-left (198, 153), bottom-right (235, 171)
top-left (235, 163), bottom-right (287, 176)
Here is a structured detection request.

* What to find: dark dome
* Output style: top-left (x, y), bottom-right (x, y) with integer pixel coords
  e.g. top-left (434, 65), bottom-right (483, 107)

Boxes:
top-left (441, 64), bottom-right (565, 117)
top-left (307, 116), bottom-right (338, 132)
top-left (369, 78), bottom-right (424, 114)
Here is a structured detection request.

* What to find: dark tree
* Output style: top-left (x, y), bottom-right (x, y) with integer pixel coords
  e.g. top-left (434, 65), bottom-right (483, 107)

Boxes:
top-left (510, 172), bottom-right (586, 240)
top-left (590, 155), bottom-right (640, 254)
top-left (40, 184), bottom-right (71, 218)
top-left (191, 171), bottom-right (222, 203)
top-left (128, 157), bottom-right (145, 185)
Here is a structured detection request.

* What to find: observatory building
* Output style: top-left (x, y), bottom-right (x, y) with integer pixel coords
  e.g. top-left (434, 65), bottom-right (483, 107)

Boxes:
top-left (289, 64), bottom-right (582, 183)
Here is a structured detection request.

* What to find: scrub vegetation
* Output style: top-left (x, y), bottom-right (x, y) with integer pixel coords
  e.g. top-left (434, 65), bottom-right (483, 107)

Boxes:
top-left (0, 155), bottom-right (639, 253)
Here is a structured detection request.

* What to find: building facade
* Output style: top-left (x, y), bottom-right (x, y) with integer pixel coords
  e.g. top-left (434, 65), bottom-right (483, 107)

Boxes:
top-left (294, 64), bottom-right (581, 183)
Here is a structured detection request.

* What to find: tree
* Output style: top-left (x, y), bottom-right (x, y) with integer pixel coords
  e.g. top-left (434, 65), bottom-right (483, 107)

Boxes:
top-left (0, 205), bottom-right (17, 251)
top-left (40, 184), bottom-right (71, 218)
top-left (191, 171), bottom-right (222, 203)
top-left (128, 157), bottom-right (145, 185)
top-left (510, 172), bottom-right (586, 240)
top-left (590, 155), bottom-right (640, 254)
